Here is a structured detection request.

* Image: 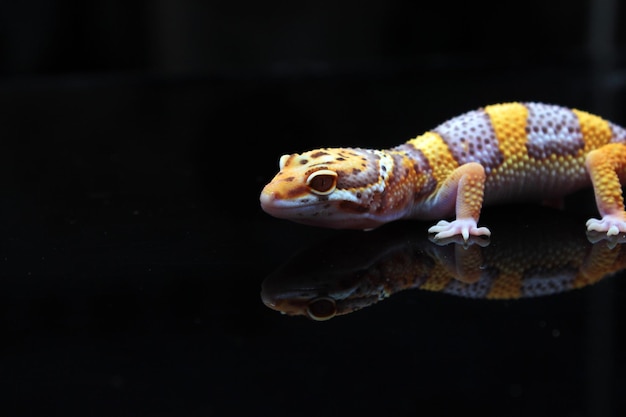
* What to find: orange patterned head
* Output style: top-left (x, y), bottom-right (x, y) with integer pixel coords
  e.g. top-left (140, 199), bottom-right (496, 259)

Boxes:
top-left (260, 147), bottom-right (406, 229)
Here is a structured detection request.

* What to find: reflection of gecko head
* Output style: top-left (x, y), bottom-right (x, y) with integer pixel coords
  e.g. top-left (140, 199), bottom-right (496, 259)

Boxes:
top-left (260, 225), bottom-right (436, 320)
top-left (261, 207), bottom-right (626, 320)
top-left (261, 264), bottom-right (344, 320)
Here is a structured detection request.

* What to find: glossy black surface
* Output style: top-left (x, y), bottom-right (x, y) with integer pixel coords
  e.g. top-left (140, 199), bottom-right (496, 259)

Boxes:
top-left (3, 2), bottom-right (626, 416)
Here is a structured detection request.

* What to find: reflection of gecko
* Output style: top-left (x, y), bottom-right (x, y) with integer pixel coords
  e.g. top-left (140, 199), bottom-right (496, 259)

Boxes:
top-left (260, 102), bottom-right (626, 240)
top-left (261, 213), bottom-right (626, 320)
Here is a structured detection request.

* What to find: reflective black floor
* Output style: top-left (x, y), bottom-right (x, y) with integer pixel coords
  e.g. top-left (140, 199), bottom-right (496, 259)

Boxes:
top-left (2, 69), bottom-right (626, 417)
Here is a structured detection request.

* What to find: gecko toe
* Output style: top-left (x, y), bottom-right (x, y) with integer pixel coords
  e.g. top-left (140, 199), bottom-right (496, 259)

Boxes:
top-left (586, 213), bottom-right (626, 238)
top-left (429, 218), bottom-right (491, 242)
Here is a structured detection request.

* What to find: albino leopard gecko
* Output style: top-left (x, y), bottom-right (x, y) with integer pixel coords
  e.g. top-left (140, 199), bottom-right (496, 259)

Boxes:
top-left (260, 102), bottom-right (626, 240)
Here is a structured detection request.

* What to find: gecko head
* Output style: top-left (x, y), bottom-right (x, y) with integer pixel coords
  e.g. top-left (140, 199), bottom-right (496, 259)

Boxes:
top-left (260, 147), bottom-right (392, 229)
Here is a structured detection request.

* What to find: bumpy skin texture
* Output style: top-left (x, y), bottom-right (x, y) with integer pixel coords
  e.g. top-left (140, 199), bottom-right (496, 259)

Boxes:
top-left (260, 102), bottom-right (626, 240)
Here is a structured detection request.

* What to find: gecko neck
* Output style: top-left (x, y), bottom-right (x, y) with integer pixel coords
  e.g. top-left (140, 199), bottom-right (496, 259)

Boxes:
top-left (386, 143), bottom-right (440, 220)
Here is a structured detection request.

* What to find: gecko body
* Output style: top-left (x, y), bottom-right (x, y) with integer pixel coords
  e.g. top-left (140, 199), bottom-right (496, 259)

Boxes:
top-left (260, 102), bottom-right (626, 240)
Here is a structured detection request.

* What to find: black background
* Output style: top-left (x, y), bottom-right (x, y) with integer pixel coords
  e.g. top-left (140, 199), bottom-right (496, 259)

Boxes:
top-left (1, 1), bottom-right (626, 416)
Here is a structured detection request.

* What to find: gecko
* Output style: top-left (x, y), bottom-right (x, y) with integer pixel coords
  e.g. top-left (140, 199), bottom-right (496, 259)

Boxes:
top-left (260, 102), bottom-right (626, 240)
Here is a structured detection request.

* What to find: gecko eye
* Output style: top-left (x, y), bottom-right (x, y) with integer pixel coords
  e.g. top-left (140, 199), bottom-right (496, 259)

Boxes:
top-left (306, 170), bottom-right (337, 195)
top-left (307, 297), bottom-right (337, 321)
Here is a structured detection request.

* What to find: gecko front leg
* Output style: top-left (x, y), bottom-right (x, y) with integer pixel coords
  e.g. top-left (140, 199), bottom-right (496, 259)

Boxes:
top-left (427, 162), bottom-right (491, 241)
top-left (585, 143), bottom-right (626, 237)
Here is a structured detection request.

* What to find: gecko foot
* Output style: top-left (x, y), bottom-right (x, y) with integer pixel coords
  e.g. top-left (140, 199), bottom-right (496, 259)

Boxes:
top-left (428, 218), bottom-right (491, 242)
top-left (586, 213), bottom-right (626, 237)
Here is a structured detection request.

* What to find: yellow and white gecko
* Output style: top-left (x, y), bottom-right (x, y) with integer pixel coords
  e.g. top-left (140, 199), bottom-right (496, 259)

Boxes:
top-left (260, 102), bottom-right (626, 240)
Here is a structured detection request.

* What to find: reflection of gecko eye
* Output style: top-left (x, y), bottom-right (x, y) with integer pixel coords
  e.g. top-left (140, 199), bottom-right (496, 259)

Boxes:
top-left (306, 170), bottom-right (337, 195)
top-left (306, 297), bottom-right (337, 321)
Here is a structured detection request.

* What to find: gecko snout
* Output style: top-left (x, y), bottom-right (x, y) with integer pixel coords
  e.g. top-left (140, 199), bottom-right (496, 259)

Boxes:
top-left (260, 187), bottom-right (287, 217)
top-left (259, 188), bottom-right (277, 208)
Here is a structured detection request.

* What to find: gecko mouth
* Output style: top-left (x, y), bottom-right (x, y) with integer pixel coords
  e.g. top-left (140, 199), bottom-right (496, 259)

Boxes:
top-left (260, 190), bottom-right (330, 218)
top-left (260, 192), bottom-right (312, 217)
top-left (259, 190), bottom-right (387, 230)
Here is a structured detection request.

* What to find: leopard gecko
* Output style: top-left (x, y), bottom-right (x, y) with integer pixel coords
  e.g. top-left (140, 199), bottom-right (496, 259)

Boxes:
top-left (260, 102), bottom-right (626, 240)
